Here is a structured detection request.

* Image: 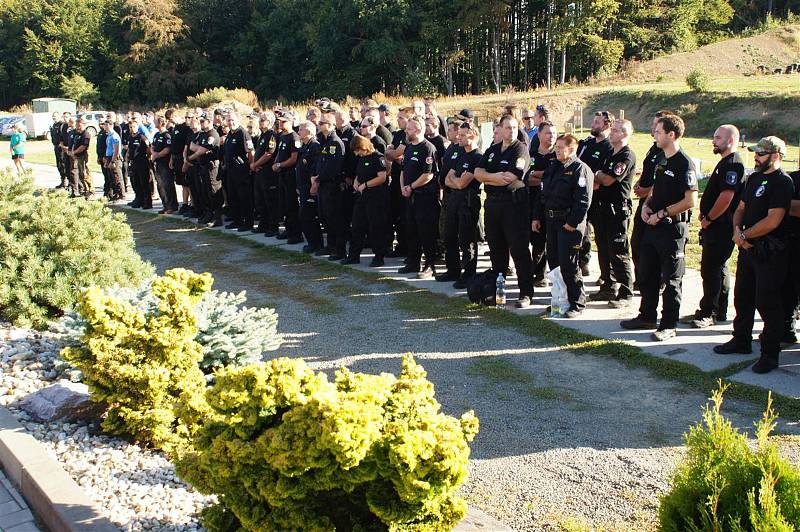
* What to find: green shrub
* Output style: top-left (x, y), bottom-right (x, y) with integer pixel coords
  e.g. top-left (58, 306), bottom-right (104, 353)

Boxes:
top-left (187, 87), bottom-right (259, 109)
top-left (0, 170), bottom-right (152, 328)
top-left (61, 269), bottom-right (212, 456)
top-left (686, 68), bottom-right (711, 92)
top-left (177, 354), bottom-right (479, 532)
top-left (659, 382), bottom-right (800, 531)
top-left (55, 281), bottom-right (280, 377)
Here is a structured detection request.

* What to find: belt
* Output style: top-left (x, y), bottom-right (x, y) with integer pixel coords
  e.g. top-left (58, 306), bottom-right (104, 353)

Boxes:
top-left (546, 208), bottom-right (570, 218)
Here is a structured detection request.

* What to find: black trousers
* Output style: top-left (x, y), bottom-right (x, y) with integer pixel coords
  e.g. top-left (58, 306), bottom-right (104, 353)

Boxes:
top-left (299, 193), bottom-right (322, 248)
top-left (484, 192), bottom-right (534, 298)
top-left (545, 216), bottom-right (585, 309)
top-left (351, 187), bottom-right (389, 259)
top-left (444, 189), bottom-right (480, 278)
top-left (121, 148), bottom-right (129, 192)
top-left (637, 221), bottom-right (688, 329)
top-left (594, 209), bottom-right (634, 298)
top-left (782, 235), bottom-right (800, 337)
top-left (579, 219), bottom-right (593, 272)
top-left (131, 158), bottom-right (152, 208)
top-left (733, 246), bottom-right (787, 355)
top-left (277, 170), bottom-right (300, 237)
top-left (228, 164), bottom-right (253, 226)
top-left (200, 161), bottom-right (223, 217)
top-left (318, 181), bottom-right (347, 255)
top-left (172, 155), bottom-right (187, 187)
top-left (54, 146), bottom-right (65, 181)
top-left (187, 164), bottom-right (205, 215)
top-left (154, 161), bottom-right (178, 211)
top-left (254, 170), bottom-right (280, 231)
top-left (631, 200), bottom-right (646, 285)
top-left (388, 174), bottom-right (407, 253)
top-left (405, 191), bottom-right (440, 268)
top-left (698, 231), bottom-right (734, 319)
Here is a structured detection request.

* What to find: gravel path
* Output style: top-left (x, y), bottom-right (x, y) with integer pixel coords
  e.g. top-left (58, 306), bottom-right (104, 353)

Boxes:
top-left (118, 209), bottom-right (800, 531)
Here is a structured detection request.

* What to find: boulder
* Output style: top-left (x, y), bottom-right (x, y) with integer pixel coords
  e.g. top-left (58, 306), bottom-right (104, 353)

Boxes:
top-left (20, 380), bottom-right (105, 423)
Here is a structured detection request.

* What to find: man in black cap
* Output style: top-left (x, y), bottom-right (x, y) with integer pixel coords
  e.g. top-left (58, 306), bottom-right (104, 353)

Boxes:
top-left (454, 109), bottom-right (476, 125)
top-left (223, 111), bottom-right (256, 231)
top-left (127, 117), bottom-right (152, 209)
top-left (378, 104), bottom-right (397, 133)
top-left (151, 116), bottom-right (179, 214)
top-left (272, 111), bottom-right (302, 244)
top-left (50, 112), bottom-right (66, 187)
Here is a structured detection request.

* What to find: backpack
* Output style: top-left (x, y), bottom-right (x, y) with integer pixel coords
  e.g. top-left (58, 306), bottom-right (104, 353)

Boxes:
top-left (467, 269), bottom-right (497, 306)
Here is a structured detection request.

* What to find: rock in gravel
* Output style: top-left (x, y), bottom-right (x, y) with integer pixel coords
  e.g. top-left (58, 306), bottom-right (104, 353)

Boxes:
top-left (20, 379), bottom-right (106, 423)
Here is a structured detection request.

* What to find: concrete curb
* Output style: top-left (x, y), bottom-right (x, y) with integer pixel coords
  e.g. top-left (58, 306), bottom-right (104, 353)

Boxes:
top-left (0, 408), bottom-right (117, 532)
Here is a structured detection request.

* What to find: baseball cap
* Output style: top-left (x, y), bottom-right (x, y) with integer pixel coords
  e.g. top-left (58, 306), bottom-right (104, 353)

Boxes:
top-left (398, 103), bottom-right (415, 112)
top-left (455, 109), bottom-right (475, 120)
top-left (275, 110), bottom-right (293, 122)
top-left (319, 101), bottom-right (341, 114)
top-left (378, 103), bottom-right (392, 113)
top-left (747, 136), bottom-right (787, 156)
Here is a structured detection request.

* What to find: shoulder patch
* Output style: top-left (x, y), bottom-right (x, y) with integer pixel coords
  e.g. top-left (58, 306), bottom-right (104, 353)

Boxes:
top-left (578, 176), bottom-right (587, 188)
top-left (516, 158), bottom-right (526, 170)
top-left (245, 139), bottom-right (254, 151)
top-left (725, 170), bottom-right (738, 186)
top-left (613, 162), bottom-right (626, 176)
top-left (294, 140), bottom-right (302, 149)
top-left (686, 169), bottom-right (697, 187)
top-left (425, 156), bottom-right (434, 165)
top-left (379, 157), bottom-right (386, 168)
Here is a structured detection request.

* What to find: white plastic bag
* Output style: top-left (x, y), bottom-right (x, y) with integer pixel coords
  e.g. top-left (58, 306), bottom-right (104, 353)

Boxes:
top-left (547, 267), bottom-right (570, 317)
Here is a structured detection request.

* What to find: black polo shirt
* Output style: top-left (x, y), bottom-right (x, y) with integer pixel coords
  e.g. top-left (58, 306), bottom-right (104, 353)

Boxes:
top-left (477, 139), bottom-right (530, 194)
top-left (129, 133), bottom-right (150, 162)
top-left (700, 151), bottom-right (745, 238)
top-left (152, 130), bottom-right (172, 164)
top-left (95, 129), bottom-right (108, 158)
top-left (198, 129), bottom-right (220, 164)
top-left (741, 169), bottom-right (793, 238)
top-left (595, 145), bottom-right (636, 206)
top-left (440, 143), bottom-right (462, 186)
top-left (50, 121), bottom-right (62, 146)
top-left (453, 149), bottom-right (483, 193)
top-left (389, 130), bottom-right (408, 183)
top-left (223, 126), bottom-right (253, 168)
top-left (402, 139), bottom-right (438, 194)
top-left (170, 123), bottom-right (191, 160)
top-left (526, 148), bottom-right (557, 208)
top-left (649, 148), bottom-right (699, 214)
top-left (639, 142), bottom-right (664, 189)
top-left (274, 131), bottom-right (301, 170)
top-left (370, 135), bottom-right (387, 155)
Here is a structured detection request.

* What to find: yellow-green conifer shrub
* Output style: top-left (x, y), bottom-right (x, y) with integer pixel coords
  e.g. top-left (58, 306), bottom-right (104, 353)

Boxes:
top-left (178, 354), bottom-right (479, 532)
top-left (62, 268), bottom-right (212, 456)
top-left (659, 382), bottom-right (800, 531)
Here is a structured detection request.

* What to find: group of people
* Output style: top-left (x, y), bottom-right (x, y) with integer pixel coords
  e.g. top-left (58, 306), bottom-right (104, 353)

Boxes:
top-left (46, 98), bottom-right (799, 375)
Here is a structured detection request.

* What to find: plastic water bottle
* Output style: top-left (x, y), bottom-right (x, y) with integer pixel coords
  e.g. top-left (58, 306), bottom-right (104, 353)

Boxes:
top-left (495, 273), bottom-right (506, 309)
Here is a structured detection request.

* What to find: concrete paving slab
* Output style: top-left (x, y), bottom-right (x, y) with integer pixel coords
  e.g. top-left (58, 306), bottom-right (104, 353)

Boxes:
top-left (13, 160), bottom-right (798, 399)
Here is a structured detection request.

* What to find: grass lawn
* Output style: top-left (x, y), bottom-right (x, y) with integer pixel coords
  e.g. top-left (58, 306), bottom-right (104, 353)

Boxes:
top-left (0, 137), bottom-right (104, 172)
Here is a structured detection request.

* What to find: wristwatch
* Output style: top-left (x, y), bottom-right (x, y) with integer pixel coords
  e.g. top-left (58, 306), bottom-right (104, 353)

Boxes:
top-left (739, 230), bottom-right (747, 242)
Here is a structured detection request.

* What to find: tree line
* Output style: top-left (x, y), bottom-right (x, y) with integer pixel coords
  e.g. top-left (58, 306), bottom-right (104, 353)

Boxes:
top-left (0, 0), bottom-right (796, 109)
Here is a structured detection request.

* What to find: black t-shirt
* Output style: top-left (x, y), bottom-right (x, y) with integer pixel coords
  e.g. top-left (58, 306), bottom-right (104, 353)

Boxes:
top-left (170, 123), bottom-right (191, 158)
top-left (198, 129), bottom-right (220, 164)
top-left (120, 123), bottom-right (130, 146)
top-left (296, 140), bottom-right (321, 195)
top-left (639, 142), bottom-right (664, 189)
top-left (440, 143), bottom-right (462, 186)
top-left (649, 148), bottom-right (699, 213)
top-left (95, 129), bottom-right (108, 158)
top-left (50, 121), bottom-right (62, 146)
top-left (60, 124), bottom-right (72, 146)
top-left (254, 129), bottom-right (277, 161)
top-left (528, 134), bottom-right (541, 156)
top-left (526, 148), bottom-right (557, 206)
top-left (595, 145), bottom-right (636, 205)
top-left (370, 135), bottom-right (387, 155)
top-left (402, 139), bottom-right (438, 194)
top-left (578, 136), bottom-right (612, 173)
top-left (129, 133), bottom-right (150, 162)
top-left (223, 126), bottom-right (254, 168)
top-left (355, 151), bottom-right (387, 186)
top-left (741, 170), bottom-right (793, 238)
top-left (152, 130), bottom-right (172, 163)
top-left (389, 130), bottom-right (408, 181)
top-left (274, 131), bottom-right (301, 170)
top-left (73, 129), bottom-right (91, 156)
top-left (452, 149), bottom-right (483, 192)
top-left (426, 134), bottom-right (447, 174)
top-left (477, 139), bottom-right (530, 194)
top-left (700, 151), bottom-right (745, 236)
top-left (789, 170), bottom-right (800, 236)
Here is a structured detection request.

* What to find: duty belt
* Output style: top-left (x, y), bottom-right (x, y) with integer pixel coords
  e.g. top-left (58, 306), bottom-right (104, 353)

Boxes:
top-left (546, 208), bottom-right (570, 218)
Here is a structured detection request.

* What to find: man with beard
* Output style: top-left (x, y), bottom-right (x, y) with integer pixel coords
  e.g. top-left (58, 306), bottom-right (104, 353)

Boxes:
top-left (715, 137), bottom-right (793, 374)
top-left (579, 111), bottom-right (614, 289)
top-left (684, 125), bottom-right (744, 328)
top-left (621, 114), bottom-right (698, 341)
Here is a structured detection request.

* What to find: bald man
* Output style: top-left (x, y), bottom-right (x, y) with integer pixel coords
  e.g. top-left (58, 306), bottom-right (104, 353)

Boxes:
top-left (686, 125), bottom-right (744, 328)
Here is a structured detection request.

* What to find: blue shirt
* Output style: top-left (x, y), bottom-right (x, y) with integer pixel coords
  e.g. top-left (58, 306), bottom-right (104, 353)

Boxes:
top-left (138, 123), bottom-right (156, 141)
top-left (526, 127), bottom-right (538, 142)
top-left (10, 132), bottom-right (25, 155)
top-left (105, 130), bottom-right (121, 157)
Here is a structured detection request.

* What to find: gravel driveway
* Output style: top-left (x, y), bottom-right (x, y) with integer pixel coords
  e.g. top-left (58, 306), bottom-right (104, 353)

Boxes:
top-left (125, 209), bottom-right (800, 532)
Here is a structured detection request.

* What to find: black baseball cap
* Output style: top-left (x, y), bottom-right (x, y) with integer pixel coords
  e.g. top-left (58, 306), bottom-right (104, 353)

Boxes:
top-left (456, 109), bottom-right (475, 120)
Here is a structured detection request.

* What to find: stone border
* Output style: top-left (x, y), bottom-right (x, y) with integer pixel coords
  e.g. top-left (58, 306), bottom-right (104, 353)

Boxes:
top-left (0, 408), bottom-right (116, 532)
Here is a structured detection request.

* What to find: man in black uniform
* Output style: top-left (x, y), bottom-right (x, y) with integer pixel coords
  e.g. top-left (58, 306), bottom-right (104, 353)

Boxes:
top-left (631, 111), bottom-right (670, 289)
top-left (439, 122), bottom-right (483, 287)
top-left (182, 115), bottom-right (206, 220)
top-left (314, 110), bottom-right (346, 258)
top-left (424, 116), bottom-right (448, 172)
top-left (475, 115), bottom-right (535, 307)
top-left (187, 115), bottom-right (223, 226)
top-left (526, 121), bottom-right (557, 286)
top-left (272, 112), bottom-right (302, 244)
top-left (151, 116), bottom-right (178, 214)
top-left (335, 109), bottom-right (358, 252)
top-left (57, 113), bottom-right (73, 189)
top-left (365, 107), bottom-right (393, 146)
top-left (296, 121), bottom-right (323, 252)
top-left (782, 162), bottom-right (800, 346)
top-left (397, 115), bottom-right (440, 279)
top-left (385, 106), bottom-right (412, 257)
top-left (684, 125), bottom-right (744, 328)
top-left (127, 117), bottom-right (152, 209)
top-left (95, 118), bottom-right (109, 198)
top-left (578, 111), bottom-right (614, 280)
top-left (714, 136), bottom-right (793, 374)
top-left (50, 112), bottom-right (65, 187)
top-left (120, 112), bottom-right (131, 193)
top-left (223, 112), bottom-right (255, 231)
top-left (68, 117), bottom-right (92, 199)
top-left (621, 114), bottom-right (698, 341)
top-left (359, 116), bottom-right (387, 154)
top-left (251, 112), bottom-right (279, 236)
top-left (166, 109), bottom-right (192, 214)
top-left (532, 134), bottom-right (594, 317)
top-left (590, 119), bottom-right (636, 307)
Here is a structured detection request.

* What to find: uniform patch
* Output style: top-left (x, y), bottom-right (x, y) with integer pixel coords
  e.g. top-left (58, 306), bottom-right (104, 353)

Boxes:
top-left (245, 140), bottom-right (254, 151)
top-left (613, 162), bottom-right (626, 176)
top-left (379, 157), bottom-right (386, 168)
top-left (516, 158), bottom-right (526, 170)
top-left (294, 140), bottom-right (302, 149)
top-left (686, 170), bottom-right (697, 187)
top-left (755, 184), bottom-right (765, 197)
top-left (207, 137), bottom-right (215, 145)
top-left (488, 153), bottom-right (495, 162)
top-left (725, 171), bottom-right (738, 186)
top-left (578, 176), bottom-right (587, 188)
top-left (425, 156), bottom-right (433, 165)
top-left (269, 138), bottom-right (276, 150)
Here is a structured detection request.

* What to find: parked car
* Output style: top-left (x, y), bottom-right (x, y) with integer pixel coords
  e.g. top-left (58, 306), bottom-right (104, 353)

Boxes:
top-left (1, 116), bottom-right (25, 137)
top-left (77, 111), bottom-right (109, 136)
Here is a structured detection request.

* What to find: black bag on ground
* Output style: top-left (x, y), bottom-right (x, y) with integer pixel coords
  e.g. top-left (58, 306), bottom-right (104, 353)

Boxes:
top-left (467, 269), bottom-right (497, 306)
